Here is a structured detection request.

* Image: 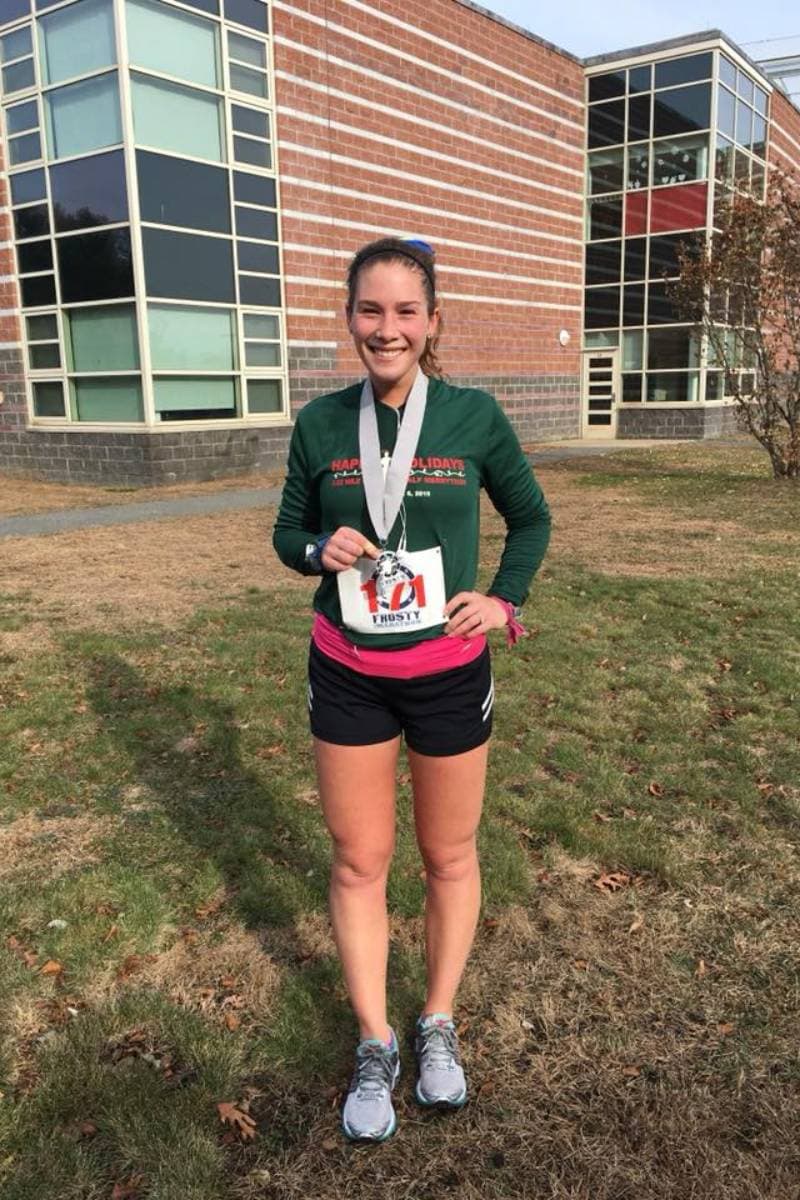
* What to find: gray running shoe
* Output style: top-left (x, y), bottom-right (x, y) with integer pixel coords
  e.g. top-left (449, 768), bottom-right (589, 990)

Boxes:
top-left (341, 1030), bottom-right (400, 1142)
top-left (414, 1013), bottom-right (467, 1108)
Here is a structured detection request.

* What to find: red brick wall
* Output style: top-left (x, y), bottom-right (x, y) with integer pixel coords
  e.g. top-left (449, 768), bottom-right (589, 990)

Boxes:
top-left (768, 91), bottom-right (800, 177)
top-left (273, 0), bottom-right (585, 394)
top-left (0, 139), bottom-right (22, 347)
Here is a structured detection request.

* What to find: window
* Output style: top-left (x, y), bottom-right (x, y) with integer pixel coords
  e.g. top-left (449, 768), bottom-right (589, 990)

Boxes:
top-left (234, 205), bottom-right (277, 241)
top-left (30, 342), bottom-right (60, 368)
top-left (588, 71), bottom-right (625, 102)
top-left (584, 331), bottom-right (618, 349)
top-left (57, 227), bottom-right (134, 302)
top-left (624, 237), bottom-right (647, 280)
top-left (649, 182), bottom-right (707, 234)
top-left (232, 103), bottom-right (268, 138)
top-left (622, 283), bottom-right (645, 326)
top-left (233, 135), bottom-right (269, 168)
top-left (621, 373), bottom-right (643, 402)
top-left (247, 379), bottom-right (282, 413)
top-left (239, 275), bottom-right (280, 306)
top-left (622, 330), bottom-right (643, 369)
top-left (6, 99), bottom-right (38, 134)
top-left (646, 372), bottom-right (699, 402)
top-left (8, 130), bottom-right (40, 164)
top-left (33, 380), bottom-right (66, 417)
top-left (2, 57), bottom-right (35, 93)
top-left (629, 65), bottom-right (651, 94)
top-left (38, 0), bottom-right (115, 85)
top-left (719, 55), bottom-right (737, 90)
top-left (227, 30), bottom-right (267, 98)
top-left (232, 170), bottom-right (275, 206)
top-left (21, 275), bottom-right (56, 306)
top-left (27, 313), bottom-right (58, 341)
top-left (717, 86), bottom-right (735, 140)
top-left (627, 93), bottom-right (651, 142)
top-left (45, 72), bottom-right (122, 159)
top-left (131, 73), bottom-right (223, 161)
top-left (143, 228), bottom-right (235, 302)
top-left (649, 233), bottom-right (693, 279)
top-left (72, 378), bottom-right (144, 422)
top-left (237, 240), bottom-right (278, 273)
top-left (715, 136), bottom-right (734, 186)
top-left (126, 0), bottom-right (220, 88)
top-left (154, 376), bottom-right (237, 418)
top-left (625, 190), bottom-right (647, 235)
top-left (137, 150), bottom-right (230, 233)
top-left (18, 239), bottom-right (52, 272)
top-left (652, 83), bottom-right (711, 138)
top-left (50, 150), bottom-right (128, 231)
top-left (585, 240), bottom-right (621, 286)
top-left (1, 26), bottom-right (32, 63)
top-left (752, 116), bottom-right (767, 159)
top-left (9, 166), bottom-right (45, 205)
top-left (737, 70), bottom-right (754, 105)
top-left (148, 303), bottom-right (236, 369)
top-left (647, 326), bottom-right (700, 369)
top-left (588, 99), bottom-right (625, 148)
top-left (586, 196), bottom-right (622, 241)
top-left (65, 305), bottom-right (139, 371)
top-left (584, 286), bottom-right (619, 329)
top-left (736, 100), bottom-right (752, 147)
top-left (14, 203), bottom-right (50, 239)
top-left (652, 134), bottom-right (708, 187)
top-left (223, 0), bottom-right (267, 33)
top-left (587, 148), bottom-right (623, 195)
top-left (654, 53), bottom-right (712, 89)
top-left (647, 280), bottom-right (680, 324)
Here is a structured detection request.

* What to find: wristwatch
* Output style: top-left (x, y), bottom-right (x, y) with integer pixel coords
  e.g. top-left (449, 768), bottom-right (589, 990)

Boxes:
top-left (304, 534), bottom-right (330, 574)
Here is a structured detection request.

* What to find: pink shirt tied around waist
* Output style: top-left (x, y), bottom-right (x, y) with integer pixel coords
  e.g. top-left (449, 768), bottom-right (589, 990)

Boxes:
top-left (312, 611), bottom-right (486, 679)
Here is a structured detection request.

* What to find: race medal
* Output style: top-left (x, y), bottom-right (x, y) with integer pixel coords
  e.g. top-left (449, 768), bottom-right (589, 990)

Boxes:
top-left (337, 546), bottom-right (446, 635)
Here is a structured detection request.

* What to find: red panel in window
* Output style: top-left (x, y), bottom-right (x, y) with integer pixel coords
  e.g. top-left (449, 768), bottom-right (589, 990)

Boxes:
top-left (650, 182), bottom-right (708, 233)
top-left (625, 190), bottom-right (648, 235)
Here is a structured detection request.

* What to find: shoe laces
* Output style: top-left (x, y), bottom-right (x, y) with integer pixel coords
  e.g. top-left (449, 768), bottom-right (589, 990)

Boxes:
top-left (418, 1021), bottom-right (460, 1070)
top-left (350, 1042), bottom-right (395, 1100)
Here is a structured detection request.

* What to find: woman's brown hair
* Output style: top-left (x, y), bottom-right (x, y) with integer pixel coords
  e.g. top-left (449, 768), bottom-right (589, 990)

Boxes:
top-left (346, 237), bottom-right (444, 378)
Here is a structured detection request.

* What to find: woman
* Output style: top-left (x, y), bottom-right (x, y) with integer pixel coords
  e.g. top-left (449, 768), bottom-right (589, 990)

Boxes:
top-left (273, 237), bottom-right (550, 1142)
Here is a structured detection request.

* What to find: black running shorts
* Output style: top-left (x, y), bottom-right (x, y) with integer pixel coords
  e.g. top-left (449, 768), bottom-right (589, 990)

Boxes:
top-left (307, 640), bottom-right (494, 757)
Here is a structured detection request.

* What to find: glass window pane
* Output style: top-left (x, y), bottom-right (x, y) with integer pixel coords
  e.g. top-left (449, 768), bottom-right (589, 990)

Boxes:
top-left (585, 240), bottom-right (621, 286)
top-left (73, 377), bottom-right (144, 422)
top-left (736, 100), bottom-right (752, 147)
top-left (647, 280), bottom-right (680, 324)
top-left (234, 204), bottom-right (277, 241)
top-left (126, 0), bottom-right (219, 88)
top-left (588, 71), bottom-right (625, 102)
top-left (652, 134), bottom-right (708, 187)
top-left (588, 99), bottom-right (625, 148)
top-left (621, 373), bottom-right (643, 402)
top-left (51, 150), bottom-right (128, 231)
top-left (1, 26), bottom-right (32, 62)
top-left (30, 342), bottom-right (60, 368)
top-left (38, 0), bottom-right (115, 84)
top-left (649, 233), bottom-right (694, 279)
top-left (66, 304), bottom-right (139, 370)
top-left (751, 160), bottom-right (765, 200)
top-left (148, 303), bottom-right (235, 369)
top-left (13, 202), bottom-right (49, 239)
top-left (131, 73), bottom-right (223, 161)
top-left (233, 170), bottom-right (275, 206)
top-left (624, 237), bottom-right (646, 280)
top-left (752, 116), bottom-right (767, 159)
top-left (228, 30), bottom-right (265, 67)
top-left (627, 93), bottom-right (651, 143)
top-left (584, 331), bottom-right (618, 348)
top-left (737, 71), bottom-right (754, 105)
top-left (17, 238), bottom-right (52, 272)
top-left (627, 144), bottom-right (649, 190)
top-left (229, 63), bottom-right (266, 98)
top-left (622, 330), bottom-right (643, 369)
top-left (233, 135), bottom-right (270, 168)
top-left (2, 58), bottom-right (35, 93)
top-left (248, 379), bottom-right (281, 413)
top-left (652, 83), bottom-right (711, 138)
top-left (6, 99), bottom-right (38, 133)
top-left (154, 376), bottom-right (236, 413)
top-left (584, 286), bottom-right (619, 329)
top-left (179, 0), bottom-right (218, 12)
top-left (224, 0), bottom-right (267, 33)
top-left (622, 283), bottom-right (645, 326)
top-left (239, 275), bottom-right (280, 306)
top-left (3, 0), bottom-right (30, 19)
top-left (57, 227), bottom-right (134, 302)
top-left (719, 55), bottom-right (737, 90)
top-left (21, 274), bottom-right (56, 306)
top-left (231, 103), bottom-right (268, 137)
top-left (27, 313), bottom-right (58, 340)
top-left (715, 136), bottom-right (734, 185)
top-left (10, 165), bottom-right (45, 204)
top-left (45, 72), bottom-right (122, 160)
top-left (706, 371), bottom-right (722, 400)
top-left (143, 227), bottom-right (235, 301)
top-left (243, 313), bottom-right (278, 338)
top-left (753, 87), bottom-right (768, 117)
top-left (586, 195), bottom-right (622, 241)
top-left (629, 65), bottom-right (650, 93)
top-left (647, 326), bottom-right (700, 369)
top-left (8, 130), bottom-right (40, 164)
top-left (587, 148), bottom-right (623, 195)
top-left (625, 190), bottom-right (647, 236)
top-left (244, 341), bottom-right (279, 366)
top-left (33, 380), bottom-right (65, 416)
top-left (649, 182), bottom-right (707, 233)
top-left (654, 53), bottom-right (712, 89)
top-left (137, 150), bottom-right (230, 233)
top-left (646, 371), bottom-right (699, 402)
top-left (236, 240), bottom-right (278, 273)
top-left (717, 86), bottom-right (735, 140)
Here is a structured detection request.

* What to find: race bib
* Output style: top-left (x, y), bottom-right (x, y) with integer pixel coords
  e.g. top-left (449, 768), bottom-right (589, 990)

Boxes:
top-left (337, 546), bottom-right (446, 635)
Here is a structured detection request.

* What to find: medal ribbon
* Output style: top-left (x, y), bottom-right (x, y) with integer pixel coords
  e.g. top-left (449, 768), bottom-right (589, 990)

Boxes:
top-left (358, 368), bottom-right (428, 546)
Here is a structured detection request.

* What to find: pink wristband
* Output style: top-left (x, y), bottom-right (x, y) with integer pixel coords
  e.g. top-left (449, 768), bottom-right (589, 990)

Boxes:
top-left (490, 596), bottom-right (526, 647)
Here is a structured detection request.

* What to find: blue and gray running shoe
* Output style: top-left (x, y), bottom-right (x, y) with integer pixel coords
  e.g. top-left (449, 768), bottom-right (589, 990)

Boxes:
top-left (414, 1013), bottom-right (467, 1108)
top-left (341, 1030), bottom-right (400, 1142)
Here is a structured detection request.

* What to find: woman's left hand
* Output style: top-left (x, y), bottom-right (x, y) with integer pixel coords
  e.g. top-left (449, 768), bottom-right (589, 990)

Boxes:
top-left (443, 592), bottom-right (508, 638)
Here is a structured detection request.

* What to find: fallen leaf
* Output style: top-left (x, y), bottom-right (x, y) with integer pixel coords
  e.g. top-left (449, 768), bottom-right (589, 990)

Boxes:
top-left (111, 1176), bottom-right (144, 1200)
top-left (622, 807), bottom-right (638, 820)
top-left (483, 918), bottom-right (499, 930)
top-left (594, 872), bottom-right (631, 893)
top-left (717, 1022), bottom-right (735, 1036)
top-left (478, 1079), bottom-right (496, 1097)
top-left (621, 1065), bottom-right (641, 1078)
top-left (103, 924), bottom-right (119, 943)
top-left (40, 960), bottom-right (64, 977)
top-left (648, 782), bottom-right (665, 797)
top-left (321, 1137), bottom-right (337, 1152)
top-left (593, 810), bottom-right (612, 823)
top-left (695, 959), bottom-right (707, 978)
top-left (717, 658), bottom-right (733, 672)
top-left (573, 959), bottom-right (589, 971)
top-left (628, 913), bottom-right (645, 935)
top-left (217, 1101), bottom-right (256, 1141)
top-left (224, 1013), bottom-right (241, 1032)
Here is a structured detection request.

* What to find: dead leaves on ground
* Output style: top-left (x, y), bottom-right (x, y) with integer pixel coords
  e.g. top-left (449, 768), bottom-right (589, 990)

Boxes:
top-left (217, 1098), bottom-right (257, 1142)
top-left (100, 1028), bottom-right (197, 1089)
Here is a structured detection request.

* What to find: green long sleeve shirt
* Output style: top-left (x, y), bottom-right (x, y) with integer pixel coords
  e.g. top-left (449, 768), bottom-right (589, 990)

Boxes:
top-left (273, 376), bottom-right (551, 648)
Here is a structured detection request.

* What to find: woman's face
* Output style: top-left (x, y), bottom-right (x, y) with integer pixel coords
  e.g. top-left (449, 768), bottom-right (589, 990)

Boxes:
top-left (347, 260), bottom-right (439, 396)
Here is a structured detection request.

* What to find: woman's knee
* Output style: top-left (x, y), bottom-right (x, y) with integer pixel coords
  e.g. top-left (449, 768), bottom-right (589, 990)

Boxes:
top-left (420, 839), bottom-right (479, 883)
top-left (331, 842), bottom-right (394, 888)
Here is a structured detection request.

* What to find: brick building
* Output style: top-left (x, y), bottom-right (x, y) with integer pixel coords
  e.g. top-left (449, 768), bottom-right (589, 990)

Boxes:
top-left (0, 0), bottom-right (797, 484)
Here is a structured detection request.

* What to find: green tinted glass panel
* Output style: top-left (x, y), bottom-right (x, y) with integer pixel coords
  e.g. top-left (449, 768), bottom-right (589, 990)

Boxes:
top-left (38, 0), bottom-right (115, 84)
top-left (229, 63), bottom-right (266, 98)
top-left (27, 313), bottom-right (58, 340)
top-left (0, 26), bottom-right (32, 63)
top-left (45, 72), bottom-right (122, 159)
top-left (247, 379), bottom-right (281, 413)
top-left (9, 131), bottom-right (40, 164)
top-left (154, 376), bottom-right (236, 411)
top-left (6, 100), bottom-right (38, 134)
top-left (131, 73), bottom-right (223, 160)
top-left (30, 342), bottom-right (60, 368)
top-left (243, 313), bottom-right (278, 339)
top-left (622, 331), bottom-right (643, 370)
top-left (2, 58), bottom-right (35, 93)
top-left (244, 341), bottom-right (279, 366)
top-left (66, 305), bottom-right (139, 371)
top-left (73, 377), bottom-right (143, 421)
top-left (33, 380), bottom-right (65, 416)
top-left (148, 304), bottom-right (235, 370)
top-left (126, 0), bottom-right (219, 88)
top-left (228, 31), bottom-right (265, 67)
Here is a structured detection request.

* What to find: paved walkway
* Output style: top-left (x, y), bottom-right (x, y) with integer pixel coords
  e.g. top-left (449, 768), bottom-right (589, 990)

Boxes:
top-left (0, 439), bottom-right (681, 540)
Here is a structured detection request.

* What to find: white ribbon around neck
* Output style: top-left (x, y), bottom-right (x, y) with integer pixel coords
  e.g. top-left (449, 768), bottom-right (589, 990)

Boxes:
top-left (358, 368), bottom-right (428, 547)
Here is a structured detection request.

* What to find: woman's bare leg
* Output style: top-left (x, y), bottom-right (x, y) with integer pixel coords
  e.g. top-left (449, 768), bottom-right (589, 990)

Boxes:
top-left (408, 741), bottom-right (488, 1016)
top-left (314, 736), bottom-right (400, 1041)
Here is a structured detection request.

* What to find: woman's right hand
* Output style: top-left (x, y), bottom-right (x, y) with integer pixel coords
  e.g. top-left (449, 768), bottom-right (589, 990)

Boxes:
top-left (320, 527), bottom-right (379, 573)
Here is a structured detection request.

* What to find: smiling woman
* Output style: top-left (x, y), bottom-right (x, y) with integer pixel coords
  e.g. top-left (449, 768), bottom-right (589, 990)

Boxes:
top-left (272, 235), bottom-right (551, 1144)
